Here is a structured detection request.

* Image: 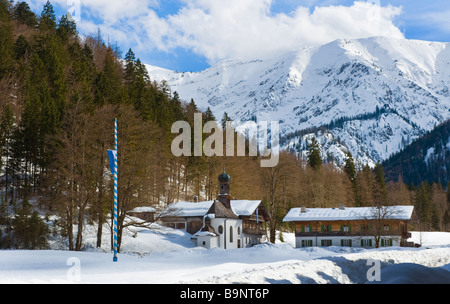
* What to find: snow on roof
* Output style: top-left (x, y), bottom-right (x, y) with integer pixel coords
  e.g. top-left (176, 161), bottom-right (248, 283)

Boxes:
top-left (231, 200), bottom-right (262, 216)
top-left (159, 200), bottom-right (262, 218)
top-left (159, 201), bottom-right (214, 217)
top-left (129, 206), bottom-right (156, 213)
top-left (283, 206), bottom-right (414, 222)
top-left (194, 230), bottom-right (217, 237)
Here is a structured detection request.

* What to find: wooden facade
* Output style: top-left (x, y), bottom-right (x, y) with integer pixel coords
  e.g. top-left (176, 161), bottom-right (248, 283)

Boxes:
top-left (293, 219), bottom-right (410, 237)
top-left (127, 207), bottom-right (156, 222)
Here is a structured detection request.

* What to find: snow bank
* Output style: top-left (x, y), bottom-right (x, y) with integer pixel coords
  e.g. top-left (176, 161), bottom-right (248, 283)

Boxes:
top-left (1, 222), bottom-right (449, 284)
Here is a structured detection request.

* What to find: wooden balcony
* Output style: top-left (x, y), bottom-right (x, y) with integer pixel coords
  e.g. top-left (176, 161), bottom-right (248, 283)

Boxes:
top-left (295, 230), bottom-right (404, 237)
top-left (243, 227), bottom-right (267, 236)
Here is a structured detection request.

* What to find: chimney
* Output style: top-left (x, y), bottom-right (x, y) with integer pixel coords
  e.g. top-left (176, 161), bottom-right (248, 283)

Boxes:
top-left (193, 195), bottom-right (198, 203)
top-left (301, 206), bottom-right (306, 213)
top-left (339, 204), bottom-right (345, 210)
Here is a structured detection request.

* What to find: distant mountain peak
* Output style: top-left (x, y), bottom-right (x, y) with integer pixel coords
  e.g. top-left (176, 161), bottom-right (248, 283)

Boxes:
top-left (146, 37), bottom-right (450, 167)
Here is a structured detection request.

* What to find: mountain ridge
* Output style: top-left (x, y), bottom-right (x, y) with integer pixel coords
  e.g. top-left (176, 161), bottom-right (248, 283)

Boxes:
top-left (383, 119), bottom-right (450, 187)
top-left (146, 36), bottom-right (450, 167)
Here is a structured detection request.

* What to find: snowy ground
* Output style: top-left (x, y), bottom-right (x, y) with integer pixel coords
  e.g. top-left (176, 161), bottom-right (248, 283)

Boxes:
top-left (1, 221), bottom-right (449, 284)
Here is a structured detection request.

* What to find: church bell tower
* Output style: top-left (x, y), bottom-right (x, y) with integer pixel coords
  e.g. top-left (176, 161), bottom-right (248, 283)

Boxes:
top-left (217, 168), bottom-right (231, 208)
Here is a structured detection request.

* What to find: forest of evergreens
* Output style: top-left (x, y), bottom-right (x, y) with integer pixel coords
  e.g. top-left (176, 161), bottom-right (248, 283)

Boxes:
top-left (0, 1), bottom-right (448, 251)
top-left (383, 119), bottom-right (450, 187)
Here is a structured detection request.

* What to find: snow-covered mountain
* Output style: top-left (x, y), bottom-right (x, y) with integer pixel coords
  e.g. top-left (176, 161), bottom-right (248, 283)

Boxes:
top-left (146, 37), bottom-right (450, 167)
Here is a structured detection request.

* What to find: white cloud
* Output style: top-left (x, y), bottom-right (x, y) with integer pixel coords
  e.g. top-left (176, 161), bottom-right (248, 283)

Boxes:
top-left (27, 0), bottom-right (404, 64)
top-left (137, 0), bottom-right (404, 63)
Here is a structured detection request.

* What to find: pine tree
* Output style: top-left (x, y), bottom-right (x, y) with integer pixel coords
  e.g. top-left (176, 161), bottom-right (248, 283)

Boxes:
top-left (14, 35), bottom-right (31, 61)
top-left (307, 137), bottom-right (322, 171)
top-left (344, 151), bottom-right (356, 183)
top-left (13, 1), bottom-right (37, 27)
top-left (373, 162), bottom-right (387, 205)
top-left (12, 202), bottom-right (49, 249)
top-left (38, 1), bottom-right (56, 32)
top-left (0, 104), bottom-right (15, 206)
top-left (57, 14), bottom-right (77, 42)
top-left (415, 182), bottom-right (432, 229)
top-left (94, 47), bottom-right (123, 105)
top-left (205, 107), bottom-right (216, 121)
top-left (221, 111), bottom-right (232, 129)
top-left (124, 48), bottom-right (136, 85)
top-left (0, 0), bottom-right (14, 79)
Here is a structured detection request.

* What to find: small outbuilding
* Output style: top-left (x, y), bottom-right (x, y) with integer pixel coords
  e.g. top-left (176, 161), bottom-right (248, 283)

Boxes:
top-left (127, 206), bottom-right (156, 222)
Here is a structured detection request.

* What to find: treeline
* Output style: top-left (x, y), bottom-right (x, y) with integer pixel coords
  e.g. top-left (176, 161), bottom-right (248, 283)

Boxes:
top-left (0, 0), bottom-right (222, 251)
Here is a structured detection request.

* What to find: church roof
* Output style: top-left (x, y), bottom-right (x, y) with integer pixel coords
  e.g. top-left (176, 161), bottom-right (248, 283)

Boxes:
top-left (206, 201), bottom-right (239, 219)
top-left (194, 222), bottom-right (218, 237)
top-left (218, 171), bottom-right (231, 183)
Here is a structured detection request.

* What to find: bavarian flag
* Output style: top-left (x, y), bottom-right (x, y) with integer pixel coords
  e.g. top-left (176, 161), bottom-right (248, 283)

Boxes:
top-left (107, 150), bottom-right (117, 175)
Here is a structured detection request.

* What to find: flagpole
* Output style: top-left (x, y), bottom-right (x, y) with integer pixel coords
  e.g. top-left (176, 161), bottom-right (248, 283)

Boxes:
top-left (113, 118), bottom-right (118, 262)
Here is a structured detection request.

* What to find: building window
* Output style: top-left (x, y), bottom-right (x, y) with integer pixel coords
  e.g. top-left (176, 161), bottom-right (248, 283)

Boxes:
top-left (301, 225), bottom-right (312, 232)
top-left (321, 239), bottom-right (332, 246)
top-left (361, 239), bottom-right (372, 247)
top-left (218, 225), bottom-right (223, 234)
top-left (360, 224), bottom-right (370, 232)
top-left (230, 226), bottom-right (233, 242)
top-left (341, 225), bottom-right (351, 232)
top-left (301, 240), bottom-right (313, 247)
top-left (321, 225), bottom-right (332, 232)
top-left (381, 238), bottom-right (393, 247)
top-left (238, 226), bottom-right (241, 235)
top-left (341, 239), bottom-right (352, 247)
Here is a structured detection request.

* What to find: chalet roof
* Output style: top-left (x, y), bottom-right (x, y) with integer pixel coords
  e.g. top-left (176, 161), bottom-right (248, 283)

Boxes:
top-left (159, 200), bottom-right (263, 218)
top-left (283, 206), bottom-right (414, 222)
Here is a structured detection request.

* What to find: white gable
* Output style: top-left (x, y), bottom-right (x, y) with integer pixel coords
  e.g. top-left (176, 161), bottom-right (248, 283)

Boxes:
top-left (283, 206), bottom-right (414, 222)
top-left (231, 200), bottom-right (262, 216)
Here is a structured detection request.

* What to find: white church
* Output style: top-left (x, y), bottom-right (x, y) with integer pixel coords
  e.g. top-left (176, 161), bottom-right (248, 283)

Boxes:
top-left (159, 170), bottom-right (270, 249)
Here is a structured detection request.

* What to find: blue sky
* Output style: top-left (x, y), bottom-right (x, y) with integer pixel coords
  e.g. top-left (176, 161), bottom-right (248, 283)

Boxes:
top-left (28, 0), bottom-right (450, 72)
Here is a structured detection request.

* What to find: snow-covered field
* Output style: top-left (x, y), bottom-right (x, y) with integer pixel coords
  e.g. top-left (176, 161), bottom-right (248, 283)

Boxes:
top-left (1, 222), bottom-right (449, 284)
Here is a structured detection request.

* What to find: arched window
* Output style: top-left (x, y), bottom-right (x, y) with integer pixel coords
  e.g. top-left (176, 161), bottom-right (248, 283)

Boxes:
top-left (218, 225), bottom-right (223, 234)
top-left (229, 226), bottom-right (233, 242)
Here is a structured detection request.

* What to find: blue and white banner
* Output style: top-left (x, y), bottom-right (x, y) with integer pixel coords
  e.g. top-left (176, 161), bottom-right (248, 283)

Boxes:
top-left (107, 149), bottom-right (117, 175)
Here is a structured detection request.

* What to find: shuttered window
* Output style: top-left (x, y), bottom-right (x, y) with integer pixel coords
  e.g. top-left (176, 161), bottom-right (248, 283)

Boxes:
top-left (341, 239), bottom-right (352, 247)
top-left (321, 239), bottom-right (332, 246)
top-left (321, 225), bottom-right (332, 232)
top-left (301, 225), bottom-right (312, 232)
top-left (361, 239), bottom-right (372, 247)
top-left (302, 240), bottom-right (313, 247)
